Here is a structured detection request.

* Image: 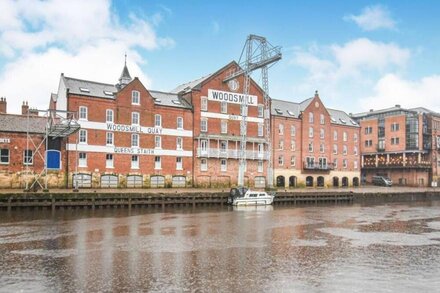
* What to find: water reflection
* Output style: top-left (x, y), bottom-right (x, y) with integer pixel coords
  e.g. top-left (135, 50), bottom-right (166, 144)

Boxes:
top-left (0, 202), bottom-right (440, 292)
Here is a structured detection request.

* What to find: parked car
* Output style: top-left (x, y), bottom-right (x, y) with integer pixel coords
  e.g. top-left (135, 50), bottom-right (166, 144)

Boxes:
top-left (372, 176), bottom-right (393, 187)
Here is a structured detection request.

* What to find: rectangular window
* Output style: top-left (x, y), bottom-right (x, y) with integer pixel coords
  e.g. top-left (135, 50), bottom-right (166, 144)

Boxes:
top-left (220, 159), bottom-right (227, 172)
top-left (155, 114), bottom-right (161, 127)
top-left (343, 159), bottom-right (348, 168)
top-left (391, 123), bottom-right (400, 132)
top-left (333, 144), bottom-right (338, 154)
top-left (258, 161), bottom-right (263, 173)
top-left (291, 125), bottom-right (296, 136)
top-left (278, 155), bottom-right (284, 166)
top-left (132, 112), bottom-right (139, 125)
top-left (354, 133), bottom-right (358, 142)
top-left (365, 127), bottom-right (372, 135)
top-left (154, 156), bottom-right (161, 169)
top-left (78, 152), bottom-right (87, 167)
top-left (221, 120), bottom-right (228, 134)
top-left (132, 90), bottom-right (140, 105)
top-left (320, 128), bottom-right (325, 139)
top-left (106, 109), bottom-right (114, 123)
top-left (240, 104), bottom-right (248, 116)
top-left (354, 160), bottom-right (358, 169)
top-left (220, 141), bottom-right (227, 153)
top-left (176, 137), bottom-right (183, 150)
top-left (291, 140), bottom-right (296, 151)
top-left (131, 155), bottom-right (139, 169)
top-left (258, 123), bottom-right (263, 137)
top-left (320, 143), bottom-right (324, 153)
top-left (155, 136), bottom-right (161, 149)
top-left (131, 134), bottom-right (139, 147)
top-left (201, 158), bottom-right (208, 171)
top-left (0, 149), bottom-right (9, 164)
top-left (309, 127), bottom-right (314, 138)
top-left (177, 117), bottom-right (183, 129)
top-left (23, 149), bottom-right (33, 165)
top-left (320, 114), bottom-right (325, 124)
top-left (354, 146), bottom-right (358, 155)
top-left (343, 132), bottom-right (347, 142)
top-left (220, 101), bottom-right (227, 114)
top-left (79, 129), bottom-right (87, 143)
top-left (79, 106), bottom-right (87, 120)
top-left (309, 113), bottom-right (314, 123)
top-left (201, 97), bottom-right (208, 111)
top-left (106, 132), bottom-right (114, 145)
top-left (258, 143), bottom-right (264, 155)
top-left (176, 157), bottom-right (183, 170)
top-left (258, 105), bottom-right (264, 118)
top-left (106, 154), bottom-right (114, 168)
top-left (333, 158), bottom-right (338, 169)
top-left (201, 118), bottom-right (208, 132)
top-left (343, 145), bottom-right (348, 155)
top-left (291, 156), bottom-right (296, 167)
top-left (308, 142), bottom-right (313, 152)
top-left (279, 139), bottom-right (284, 150)
top-left (333, 130), bottom-right (338, 141)
top-left (279, 124), bottom-right (284, 135)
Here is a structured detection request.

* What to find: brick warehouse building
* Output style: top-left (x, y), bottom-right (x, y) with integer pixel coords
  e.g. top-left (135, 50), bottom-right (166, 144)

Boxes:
top-left (352, 105), bottom-right (440, 186)
top-left (52, 62), bottom-right (194, 188)
top-left (271, 91), bottom-right (361, 188)
top-left (172, 61), bottom-right (270, 188)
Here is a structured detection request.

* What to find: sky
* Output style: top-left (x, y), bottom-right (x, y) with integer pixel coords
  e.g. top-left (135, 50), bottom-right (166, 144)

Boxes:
top-left (1, 0), bottom-right (440, 114)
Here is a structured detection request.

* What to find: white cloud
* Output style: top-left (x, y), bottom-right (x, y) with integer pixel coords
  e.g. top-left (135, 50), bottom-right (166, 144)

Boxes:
top-left (0, 0), bottom-right (173, 113)
top-left (363, 74), bottom-right (440, 111)
top-left (344, 5), bottom-right (396, 31)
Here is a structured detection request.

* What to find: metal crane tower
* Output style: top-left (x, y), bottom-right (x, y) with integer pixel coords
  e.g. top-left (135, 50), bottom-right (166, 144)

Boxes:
top-left (224, 34), bottom-right (281, 188)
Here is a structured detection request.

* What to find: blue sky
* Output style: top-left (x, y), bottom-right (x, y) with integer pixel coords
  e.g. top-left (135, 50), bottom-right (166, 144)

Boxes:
top-left (1, 0), bottom-right (440, 114)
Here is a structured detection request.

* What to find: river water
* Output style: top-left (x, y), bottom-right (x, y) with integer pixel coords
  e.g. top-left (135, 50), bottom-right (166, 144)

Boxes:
top-left (1, 201), bottom-right (440, 292)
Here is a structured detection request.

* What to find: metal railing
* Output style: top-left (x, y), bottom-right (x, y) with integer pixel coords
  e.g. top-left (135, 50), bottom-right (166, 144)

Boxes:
top-left (303, 162), bottom-right (335, 171)
top-left (196, 148), bottom-right (269, 160)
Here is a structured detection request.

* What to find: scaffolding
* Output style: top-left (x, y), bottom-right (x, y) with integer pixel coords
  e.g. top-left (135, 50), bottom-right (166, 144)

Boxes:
top-left (224, 34), bottom-right (282, 187)
top-left (24, 109), bottom-right (80, 191)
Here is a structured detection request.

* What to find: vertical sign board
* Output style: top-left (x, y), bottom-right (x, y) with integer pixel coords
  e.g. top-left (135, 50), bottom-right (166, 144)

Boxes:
top-left (46, 150), bottom-right (61, 170)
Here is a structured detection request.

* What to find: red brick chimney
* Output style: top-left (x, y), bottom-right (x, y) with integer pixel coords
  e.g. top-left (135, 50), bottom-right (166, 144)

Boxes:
top-left (21, 101), bottom-right (29, 115)
top-left (0, 97), bottom-right (7, 113)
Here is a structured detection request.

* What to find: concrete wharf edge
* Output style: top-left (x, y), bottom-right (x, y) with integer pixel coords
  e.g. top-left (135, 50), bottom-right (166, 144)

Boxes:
top-left (1, 188), bottom-right (440, 210)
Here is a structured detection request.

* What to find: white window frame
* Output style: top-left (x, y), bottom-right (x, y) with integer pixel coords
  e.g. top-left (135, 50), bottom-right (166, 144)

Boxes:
top-left (79, 106), bottom-right (88, 120)
top-left (343, 131), bottom-right (348, 142)
top-left (177, 117), bottom-right (183, 129)
top-left (106, 154), bottom-right (114, 168)
top-left (155, 114), bottom-right (162, 127)
top-left (354, 146), bottom-right (358, 155)
top-left (291, 156), bottom-right (296, 167)
top-left (320, 128), bottom-right (325, 139)
top-left (106, 132), bottom-right (114, 146)
top-left (221, 120), bottom-right (228, 134)
top-left (278, 155), bottom-right (284, 166)
top-left (279, 139), bottom-right (284, 150)
top-left (343, 145), bottom-right (348, 155)
top-left (334, 130), bottom-right (338, 141)
top-left (131, 155), bottom-right (139, 169)
top-left (309, 112), bottom-right (314, 123)
top-left (308, 142), bottom-right (313, 152)
top-left (258, 123), bottom-right (263, 137)
top-left (23, 149), bottom-right (33, 165)
top-left (320, 114), bottom-right (325, 124)
top-left (201, 97), bottom-right (208, 111)
top-left (155, 136), bottom-right (162, 149)
top-left (258, 161), bottom-right (263, 173)
top-left (291, 125), bottom-right (296, 136)
top-left (343, 159), bottom-right (348, 169)
top-left (106, 109), bottom-right (114, 123)
top-left (132, 90), bottom-right (140, 105)
top-left (220, 159), bottom-right (227, 172)
top-left (0, 148), bottom-right (9, 164)
top-left (291, 140), bottom-right (296, 151)
top-left (78, 152), bottom-right (87, 167)
top-left (154, 156), bottom-right (161, 170)
top-left (201, 158), bottom-right (208, 171)
top-left (333, 158), bottom-right (338, 169)
top-left (176, 137), bottom-right (183, 150)
top-left (354, 160), bottom-right (358, 169)
top-left (132, 112), bottom-right (140, 125)
top-left (258, 105), bottom-right (264, 118)
top-left (79, 129), bottom-right (87, 144)
top-left (201, 118), bottom-right (208, 132)
top-left (333, 144), bottom-right (338, 154)
top-left (220, 101), bottom-right (227, 114)
top-left (309, 127), bottom-right (314, 138)
top-left (279, 124), bottom-right (284, 135)
top-left (354, 133), bottom-right (358, 142)
top-left (131, 133), bottom-right (139, 148)
top-left (320, 143), bottom-right (324, 153)
top-left (176, 157), bottom-right (183, 170)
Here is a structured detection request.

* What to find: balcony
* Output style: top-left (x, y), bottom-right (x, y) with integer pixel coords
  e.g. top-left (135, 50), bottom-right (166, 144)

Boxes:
top-left (303, 162), bottom-right (334, 171)
top-left (376, 144), bottom-right (385, 152)
top-left (196, 148), bottom-right (270, 160)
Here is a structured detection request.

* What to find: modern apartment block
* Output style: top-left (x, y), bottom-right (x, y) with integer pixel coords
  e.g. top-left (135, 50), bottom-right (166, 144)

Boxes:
top-left (271, 91), bottom-right (361, 188)
top-left (352, 105), bottom-right (440, 186)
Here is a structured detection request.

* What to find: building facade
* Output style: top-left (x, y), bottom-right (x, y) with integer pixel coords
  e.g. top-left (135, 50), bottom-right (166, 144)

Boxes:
top-left (271, 91), bottom-right (361, 188)
top-left (352, 105), bottom-right (440, 186)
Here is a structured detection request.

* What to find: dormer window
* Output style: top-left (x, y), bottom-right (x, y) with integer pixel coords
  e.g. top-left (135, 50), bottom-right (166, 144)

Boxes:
top-left (132, 91), bottom-right (140, 105)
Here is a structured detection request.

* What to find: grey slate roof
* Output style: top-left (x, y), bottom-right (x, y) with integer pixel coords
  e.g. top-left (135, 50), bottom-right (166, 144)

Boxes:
top-left (171, 74), bottom-right (213, 94)
top-left (149, 90), bottom-right (192, 109)
top-left (63, 76), bottom-right (117, 99)
top-left (0, 114), bottom-right (46, 133)
top-left (352, 105), bottom-right (440, 119)
top-left (271, 98), bottom-right (358, 127)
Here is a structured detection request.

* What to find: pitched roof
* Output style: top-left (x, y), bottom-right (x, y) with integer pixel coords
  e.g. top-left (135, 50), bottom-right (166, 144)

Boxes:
top-left (271, 98), bottom-right (358, 127)
top-left (0, 114), bottom-right (46, 133)
top-left (63, 75), bottom-right (117, 99)
top-left (149, 90), bottom-right (192, 109)
top-left (171, 74), bottom-right (213, 94)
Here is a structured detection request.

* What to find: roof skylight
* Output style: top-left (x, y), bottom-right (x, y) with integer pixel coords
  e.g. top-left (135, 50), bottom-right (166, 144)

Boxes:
top-left (339, 118), bottom-right (347, 124)
top-left (275, 108), bottom-right (283, 114)
top-left (79, 87), bottom-right (90, 93)
top-left (330, 116), bottom-right (336, 122)
top-left (103, 91), bottom-right (113, 96)
top-left (287, 110), bottom-right (295, 116)
top-left (172, 100), bottom-right (181, 105)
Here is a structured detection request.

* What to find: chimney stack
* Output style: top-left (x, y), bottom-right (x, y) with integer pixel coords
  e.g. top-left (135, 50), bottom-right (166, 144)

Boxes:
top-left (22, 101), bottom-right (29, 115)
top-left (29, 107), bottom-right (39, 116)
top-left (0, 97), bottom-right (7, 113)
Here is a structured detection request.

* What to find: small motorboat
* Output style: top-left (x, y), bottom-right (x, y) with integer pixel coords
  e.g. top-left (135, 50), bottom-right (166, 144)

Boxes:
top-left (228, 187), bottom-right (275, 206)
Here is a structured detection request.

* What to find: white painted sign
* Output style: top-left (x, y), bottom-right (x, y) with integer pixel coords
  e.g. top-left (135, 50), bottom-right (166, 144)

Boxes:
top-left (208, 89), bottom-right (258, 106)
top-left (106, 123), bottom-right (162, 134)
top-left (67, 143), bottom-right (193, 157)
top-left (0, 138), bottom-right (10, 143)
top-left (114, 147), bottom-right (156, 155)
